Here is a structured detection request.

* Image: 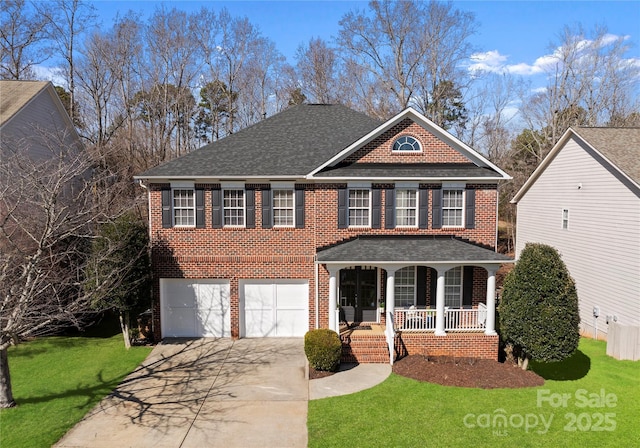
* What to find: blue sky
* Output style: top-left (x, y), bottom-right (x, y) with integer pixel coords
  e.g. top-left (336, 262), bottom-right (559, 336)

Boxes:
top-left (88, 0), bottom-right (640, 70)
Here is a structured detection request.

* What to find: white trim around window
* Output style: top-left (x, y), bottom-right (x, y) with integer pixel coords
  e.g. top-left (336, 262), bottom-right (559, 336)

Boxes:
top-left (394, 266), bottom-right (416, 308)
top-left (396, 188), bottom-right (418, 227)
top-left (444, 267), bottom-right (463, 308)
top-left (223, 189), bottom-right (245, 227)
top-left (442, 189), bottom-right (465, 228)
top-left (348, 188), bottom-right (371, 227)
top-left (562, 208), bottom-right (569, 230)
top-left (172, 188), bottom-right (195, 227)
top-left (273, 189), bottom-right (295, 227)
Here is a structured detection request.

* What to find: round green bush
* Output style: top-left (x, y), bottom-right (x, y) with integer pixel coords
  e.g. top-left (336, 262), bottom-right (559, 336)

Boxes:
top-left (304, 329), bottom-right (342, 372)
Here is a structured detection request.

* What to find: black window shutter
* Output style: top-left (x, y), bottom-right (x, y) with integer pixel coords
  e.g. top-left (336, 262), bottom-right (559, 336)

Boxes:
top-left (385, 187), bottom-right (395, 229)
top-left (371, 188), bottom-right (381, 229)
top-left (463, 266), bottom-right (474, 308)
top-left (418, 187), bottom-right (429, 229)
top-left (429, 268), bottom-right (438, 307)
top-left (338, 187), bottom-right (348, 229)
top-left (161, 188), bottom-right (172, 228)
top-left (246, 189), bottom-right (255, 228)
top-left (262, 189), bottom-right (272, 229)
top-left (211, 188), bottom-right (222, 228)
top-left (295, 188), bottom-right (305, 228)
top-left (432, 188), bottom-right (442, 229)
top-left (465, 187), bottom-right (476, 229)
top-left (195, 188), bottom-right (205, 228)
top-left (416, 266), bottom-right (427, 307)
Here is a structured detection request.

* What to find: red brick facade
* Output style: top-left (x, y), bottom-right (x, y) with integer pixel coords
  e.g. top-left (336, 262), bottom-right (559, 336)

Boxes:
top-left (147, 119), bottom-right (505, 361)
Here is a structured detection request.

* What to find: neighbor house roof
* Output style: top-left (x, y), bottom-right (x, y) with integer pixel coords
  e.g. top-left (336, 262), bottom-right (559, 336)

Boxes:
top-left (0, 80), bottom-right (50, 126)
top-left (137, 104), bottom-right (382, 178)
top-left (316, 235), bottom-right (512, 265)
top-left (512, 127), bottom-right (640, 202)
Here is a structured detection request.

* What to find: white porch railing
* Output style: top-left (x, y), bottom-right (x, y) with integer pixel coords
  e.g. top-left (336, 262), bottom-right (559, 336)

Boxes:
top-left (395, 305), bottom-right (487, 332)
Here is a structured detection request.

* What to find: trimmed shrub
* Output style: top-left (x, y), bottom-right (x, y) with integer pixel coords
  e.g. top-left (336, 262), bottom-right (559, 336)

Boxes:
top-left (500, 243), bottom-right (580, 369)
top-left (304, 329), bottom-right (342, 371)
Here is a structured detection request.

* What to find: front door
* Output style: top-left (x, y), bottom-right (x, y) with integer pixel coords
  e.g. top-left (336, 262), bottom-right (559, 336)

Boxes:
top-left (339, 267), bottom-right (377, 323)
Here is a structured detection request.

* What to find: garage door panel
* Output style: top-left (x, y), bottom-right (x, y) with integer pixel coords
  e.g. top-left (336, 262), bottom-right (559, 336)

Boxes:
top-left (161, 279), bottom-right (230, 338)
top-left (242, 280), bottom-right (308, 337)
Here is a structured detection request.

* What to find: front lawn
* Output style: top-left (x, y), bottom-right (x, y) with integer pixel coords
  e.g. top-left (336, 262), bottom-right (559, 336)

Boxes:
top-left (0, 335), bottom-right (152, 448)
top-left (308, 338), bottom-right (639, 447)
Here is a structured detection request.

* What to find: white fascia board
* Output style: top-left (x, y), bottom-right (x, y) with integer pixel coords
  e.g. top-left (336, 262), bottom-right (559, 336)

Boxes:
top-left (307, 107), bottom-right (512, 180)
top-left (306, 176), bottom-right (505, 183)
top-left (133, 175), bottom-right (303, 183)
top-left (511, 128), bottom-right (574, 203)
top-left (317, 259), bottom-right (514, 266)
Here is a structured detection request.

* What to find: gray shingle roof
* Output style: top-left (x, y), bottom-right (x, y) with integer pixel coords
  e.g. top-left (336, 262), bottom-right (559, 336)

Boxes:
top-left (139, 104), bottom-right (381, 178)
top-left (573, 127), bottom-right (640, 184)
top-left (314, 163), bottom-right (500, 179)
top-left (316, 235), bottom-right (512, 263)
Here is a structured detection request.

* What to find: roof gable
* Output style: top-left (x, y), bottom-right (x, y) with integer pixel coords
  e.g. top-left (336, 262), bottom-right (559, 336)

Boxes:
top-left (309, 108), bottom-right (510, 179)
top-left (0, 80), bottom-right (50, 127)
top-left (512, 127), bottom-right (640, 202)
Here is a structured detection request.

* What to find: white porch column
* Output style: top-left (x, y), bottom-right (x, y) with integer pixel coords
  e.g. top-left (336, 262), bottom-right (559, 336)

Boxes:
top-left (328, 267), bottom-right (339, 333)
top-left (485, 267), bottom-right (498, 335)
top-left (385, 266), bottom-right (399, 364)
top-left (434, 268), bottom-right (447, 336)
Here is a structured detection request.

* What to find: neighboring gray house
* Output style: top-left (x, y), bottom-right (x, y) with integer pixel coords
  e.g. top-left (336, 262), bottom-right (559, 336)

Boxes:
top-left (512, 127), bottom-right (640, 340)
top-left (0, 80), bottom-right (81, 158)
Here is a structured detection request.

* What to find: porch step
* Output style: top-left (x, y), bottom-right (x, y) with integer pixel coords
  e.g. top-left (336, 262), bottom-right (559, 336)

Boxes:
top-left (340, 333), bottom-right (389, 363)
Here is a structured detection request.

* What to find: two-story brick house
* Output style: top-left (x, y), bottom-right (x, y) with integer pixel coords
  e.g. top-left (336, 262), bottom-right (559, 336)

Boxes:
top-left (135, 104), bottom-right (512, 363)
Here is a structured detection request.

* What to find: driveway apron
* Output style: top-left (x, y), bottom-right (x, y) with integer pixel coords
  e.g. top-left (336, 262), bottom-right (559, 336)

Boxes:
top-left (54, 338), bottom-right (308, 448)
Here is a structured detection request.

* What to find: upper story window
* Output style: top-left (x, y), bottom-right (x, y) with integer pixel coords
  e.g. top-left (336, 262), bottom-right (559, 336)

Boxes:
top-left (394, 266), bottom-right (416, 308)
top-left (442, 189), bottom-right (464, 227)
top-left (444, 267), bottom-right (463, 308)
top-left (392, 135), bottom-right (421, 152)
top-left (396, 189), bottom-right (417, 227)
top-left (223, 189), bottom-right (245, 226)
top-left (562, 208), bottom-right (569, 230)
top-left (273, 189), bottom-right (294, 227)
top-left (173, 189), bottom-right (195, 227)
top-left (349, 189), bottom-right (370, 227)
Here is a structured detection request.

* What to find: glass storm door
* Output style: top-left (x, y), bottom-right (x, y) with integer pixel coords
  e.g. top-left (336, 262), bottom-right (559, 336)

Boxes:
top-left (339, 267), bottom-right (377, 323)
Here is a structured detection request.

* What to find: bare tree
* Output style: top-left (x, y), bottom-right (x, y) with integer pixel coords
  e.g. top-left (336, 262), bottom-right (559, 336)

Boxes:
top-left (337, 0), bottom-right (476, 121)
top-left (295, 37), bottom-right (340, 103)
top-left (43, 0), bottom-right (96, 121)
top-left (0, 0), bottom-right (52, 79)
top-left (520, 25), bottom-right (640, 160)
top-left (0, 126), bottom-right (147, 408)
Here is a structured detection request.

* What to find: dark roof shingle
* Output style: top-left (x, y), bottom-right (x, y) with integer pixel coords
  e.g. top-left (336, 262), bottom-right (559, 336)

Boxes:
top-left (139, 104), bottom-right (381, 178)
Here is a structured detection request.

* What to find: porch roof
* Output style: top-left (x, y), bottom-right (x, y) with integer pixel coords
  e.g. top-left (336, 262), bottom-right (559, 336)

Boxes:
top-left (316, 235), bottom-right (512, 265)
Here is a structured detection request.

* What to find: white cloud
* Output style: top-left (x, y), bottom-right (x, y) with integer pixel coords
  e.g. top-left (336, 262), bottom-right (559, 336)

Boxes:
top-left (468, 50), bottom-right (509, 74)
top-left (32, 65), bottom-right (66, 87)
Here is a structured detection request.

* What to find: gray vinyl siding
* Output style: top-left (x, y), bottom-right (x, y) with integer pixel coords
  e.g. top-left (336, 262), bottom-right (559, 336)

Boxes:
top-left (1, 88), bottom-right (79, 160)
top-left (516, 136), bottom-right (640, 338)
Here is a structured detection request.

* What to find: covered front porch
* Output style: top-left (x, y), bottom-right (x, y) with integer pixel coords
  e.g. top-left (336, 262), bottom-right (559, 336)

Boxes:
top-left (316, 235), bottom-right (513, 364)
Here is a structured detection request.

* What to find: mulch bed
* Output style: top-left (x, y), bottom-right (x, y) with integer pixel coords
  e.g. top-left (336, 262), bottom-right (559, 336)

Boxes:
top-left (392, 355), bottom-right (545, 389)
top-left (309, 356), bottom-right (544, 389)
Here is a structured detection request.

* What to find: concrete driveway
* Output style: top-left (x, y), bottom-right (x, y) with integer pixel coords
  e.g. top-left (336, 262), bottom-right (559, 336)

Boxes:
top-left (55, 338), bottom-right (308, 448)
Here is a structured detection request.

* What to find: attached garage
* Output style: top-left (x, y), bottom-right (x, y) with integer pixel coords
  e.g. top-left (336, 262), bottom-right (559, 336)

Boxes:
top-left (160, 279), bottom-right (231, 338)
top-left (240, 280), bottom-right (309, 337)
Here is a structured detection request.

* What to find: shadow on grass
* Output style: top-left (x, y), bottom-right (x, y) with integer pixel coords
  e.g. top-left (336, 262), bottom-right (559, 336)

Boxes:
top-left (530, 349), bottom-right (591, 381)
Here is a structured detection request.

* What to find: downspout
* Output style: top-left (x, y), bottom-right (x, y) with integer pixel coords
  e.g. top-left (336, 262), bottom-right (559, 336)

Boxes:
top-left (314, 259), bottom-right (319, 329)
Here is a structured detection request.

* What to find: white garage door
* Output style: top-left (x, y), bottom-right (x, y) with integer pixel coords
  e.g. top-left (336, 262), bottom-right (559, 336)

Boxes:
top-left (241, 280), bottom-right (308, 337)
top-left (160, 279), bottom-right (231, 338)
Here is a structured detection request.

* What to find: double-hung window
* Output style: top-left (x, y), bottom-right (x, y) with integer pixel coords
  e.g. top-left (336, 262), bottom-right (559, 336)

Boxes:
top-left (396, 189), bottom-right (417, 227)
top-left (223, 189), bottom-right (245, 226)
top-left (348, 189), bottom-right (370, 227)
top-left (173, 189), bottom-right (195, 227)
top-left (273, 189), bottom-right (294, 227)
top-left (562, 208), bottom-right (569, 230)
top-left (442, 189), bottom-right (464, 227)
top-left (444, 267), bottom-right (463, 308)
top-left (394, 267), bottom-right (416, 308)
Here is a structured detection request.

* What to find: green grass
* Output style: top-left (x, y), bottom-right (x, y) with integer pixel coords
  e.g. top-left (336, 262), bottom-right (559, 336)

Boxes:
top-left (308, 338), bottom-right (640, 447)
top-left (0, 335), bottom-right (152, 448)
